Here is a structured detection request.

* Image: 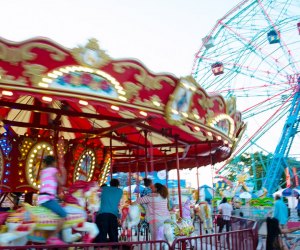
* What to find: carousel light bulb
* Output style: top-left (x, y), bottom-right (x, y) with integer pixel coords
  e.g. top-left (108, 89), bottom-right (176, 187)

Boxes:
top-left (140, 111), bottom-right (147, 116)
top-left (2, 90), bottom-right (13, 96)
top-left (42, 96), bottom-right (52, 102)
top-left (217, 136), bottom-right (222, 140)
top-left (60, 68), bottom-right (69, 73)
top-left (207, 132), bottom-right (213, 137)
top-left (111, 105), bottom-right (119, 111)
top-left (39, 82), bottom-right (50, 88)
top-left (190, 86), bottom-right (196, 92)
top-left (153, 101), bottom-right (160, 107)
top-left (115, 85), bottom-right (123, 90)
top-left (79, 100), bottom-right (88, 106)
top-left (172, 109), bottom-right (179, 115)
top-left (119, 96), bottom-right (127, 101)
top-left (53, 70), bottom-right (63, 76)
top-left (194, 126), bottom-right (200, 131)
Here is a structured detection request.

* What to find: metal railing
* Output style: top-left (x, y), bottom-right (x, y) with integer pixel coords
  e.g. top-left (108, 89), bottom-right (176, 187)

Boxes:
top-left (182, 214), bottom-right (259, 250)
top-left (0, 216), bottom-right (259, 250)
top-left (0, 240), bottom-right (171, 250)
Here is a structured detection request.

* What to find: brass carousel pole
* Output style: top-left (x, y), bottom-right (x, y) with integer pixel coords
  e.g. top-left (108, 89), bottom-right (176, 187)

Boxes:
top-left (196, 145), bottom-right (200, 203)
top-left (175, 136), bottom-right (183, 218)
top-left (128, 149), bottom-right (132, 201)
top-left (144, 130), bottom-right (148, 177)
top-left (164, 150), bottom-right (169, 187)
top-left (209, 142), bottom-right (215, 199)
top-left (110, 133), bottom-right (113, 179)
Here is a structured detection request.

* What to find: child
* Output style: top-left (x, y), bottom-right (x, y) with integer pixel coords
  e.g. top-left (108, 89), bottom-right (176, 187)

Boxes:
top-left (38, 155), bottom-right (67, 245)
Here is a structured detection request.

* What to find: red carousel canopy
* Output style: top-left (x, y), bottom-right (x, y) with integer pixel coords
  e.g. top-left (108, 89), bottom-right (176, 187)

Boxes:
top-left (0, 37), bottom-right (246, 187)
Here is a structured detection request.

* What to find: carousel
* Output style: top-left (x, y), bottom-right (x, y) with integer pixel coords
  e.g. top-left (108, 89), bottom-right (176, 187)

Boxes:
top-left (0, 37), bottom-right (246, 246)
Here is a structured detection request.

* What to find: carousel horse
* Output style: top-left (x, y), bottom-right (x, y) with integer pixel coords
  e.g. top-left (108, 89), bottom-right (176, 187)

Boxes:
top-left (163, 199), bottom-right (195, 245)
top-left (194, 200), bottom-right (213, 234)
top-left (7, 180), bottom-right (100, 244)
top-left (121, 200), bottom-right (194, 245)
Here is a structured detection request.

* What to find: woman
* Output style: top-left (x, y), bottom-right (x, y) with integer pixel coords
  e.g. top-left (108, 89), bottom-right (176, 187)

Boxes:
top-left (135, 183), bottom-right (170, 240)
top-left (266, 217), bottom-right (300, 250)
top-left (38, 155), bottom-right (67, 245)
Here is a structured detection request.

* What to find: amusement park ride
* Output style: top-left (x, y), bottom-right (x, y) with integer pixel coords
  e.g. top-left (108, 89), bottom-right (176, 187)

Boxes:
top-left (193, 0), bottom-right (300, 195)
top-left (0, 36), bottom-right (245, 209)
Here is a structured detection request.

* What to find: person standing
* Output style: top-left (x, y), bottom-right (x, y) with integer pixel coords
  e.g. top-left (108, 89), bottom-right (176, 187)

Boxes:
top-left (218, 197), bottom-right (233, 234)
top-left (296, 195), bottom-right (300, 219)
top-left (94, 178), bottom-right (123, 243)
top-left (266, 217), bottom-right (300, 250)
top-left (38, 155), bottom-right (67, 245)
top-left (273, 194), bottom-right (288, 229)
top-left (135, 183), bottom-right (170, 240)
top-left (141, 178), bottom-right (153, 197)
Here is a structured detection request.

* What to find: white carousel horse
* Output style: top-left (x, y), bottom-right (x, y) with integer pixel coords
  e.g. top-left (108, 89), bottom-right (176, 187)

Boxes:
top-left (6, 180), bottom-right (100, 244)
top-left (121, 201), bottom-right (194, 245)
top-left (194, 201), bottom-right (213, 234)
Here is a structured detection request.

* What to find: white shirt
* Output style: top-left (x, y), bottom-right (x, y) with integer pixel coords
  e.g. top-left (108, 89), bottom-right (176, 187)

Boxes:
top-left (218, 203), bottom-right (233, 221)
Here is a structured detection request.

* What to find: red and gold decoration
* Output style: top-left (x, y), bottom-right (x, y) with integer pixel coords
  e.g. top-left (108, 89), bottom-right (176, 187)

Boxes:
top-left (0, 37), bottom-right (246, 192)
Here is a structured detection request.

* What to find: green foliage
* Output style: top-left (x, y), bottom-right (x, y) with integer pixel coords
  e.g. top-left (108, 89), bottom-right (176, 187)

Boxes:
top-left (249, 197), bottom-right (273, 207)
top-left (211, 197), bottom-right (222, 207)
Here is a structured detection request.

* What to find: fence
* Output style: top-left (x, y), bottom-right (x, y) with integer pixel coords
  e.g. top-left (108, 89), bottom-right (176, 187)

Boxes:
top-left (0, 217), bottom-right (259, 250)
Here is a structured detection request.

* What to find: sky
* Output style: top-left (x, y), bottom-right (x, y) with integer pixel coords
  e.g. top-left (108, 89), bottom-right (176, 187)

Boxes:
top-left (0, 0), bottom-right (243, 188)
top-left (0, 0), bottom-right (241, 77)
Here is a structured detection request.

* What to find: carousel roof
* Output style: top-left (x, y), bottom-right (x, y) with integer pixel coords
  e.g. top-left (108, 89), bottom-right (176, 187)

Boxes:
top-left (0, 37), bottom-right (246, 172)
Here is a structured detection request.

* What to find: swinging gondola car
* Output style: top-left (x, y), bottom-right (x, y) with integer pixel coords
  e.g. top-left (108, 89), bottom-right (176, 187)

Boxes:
top-left (267, 30), bottom-right (280, 44)
top-left (211, 62), bottom-right (224, 76)
top-left (202, 36), bottom-right (214, 50)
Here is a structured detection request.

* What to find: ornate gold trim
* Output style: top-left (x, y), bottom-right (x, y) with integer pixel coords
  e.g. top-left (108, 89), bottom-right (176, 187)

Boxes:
top-left (71, 38), bottom-right (111, 68)
top-left (226, 96), bottom-right (237, 115)
top-left (165, 76), bottom-right (197, 126)
top-left (113, 62), bottom-right (175, 91)
top-left (208, 114), bottom-right (235, 138)
top-left (21, 42), bottom-right (67, 61)
top-left (23, 63), bottom-right (47, 85)
top-left (0, 41), bottom-right (67, 63)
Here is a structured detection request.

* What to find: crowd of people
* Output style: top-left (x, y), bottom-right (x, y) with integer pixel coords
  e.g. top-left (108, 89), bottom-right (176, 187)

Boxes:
top-left (31, 155), bottom-right (300, 247)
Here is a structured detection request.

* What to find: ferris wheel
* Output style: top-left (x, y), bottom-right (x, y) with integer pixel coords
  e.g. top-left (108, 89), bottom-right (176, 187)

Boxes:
top-left (192, 0), bottom-right (300, 193)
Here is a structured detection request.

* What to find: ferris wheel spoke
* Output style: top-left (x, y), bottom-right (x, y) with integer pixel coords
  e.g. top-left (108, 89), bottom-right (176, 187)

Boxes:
top-left (258, 0), bottom-right (299, 71)
top-left (219, 22), bottom-right (288, 72)
top-left (193, 0), bottom-right (300, 189)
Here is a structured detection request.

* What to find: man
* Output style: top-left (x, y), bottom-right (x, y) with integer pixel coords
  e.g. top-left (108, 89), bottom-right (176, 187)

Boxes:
top-left (218, 197), bottom-right (233, 234)
top-left (94, 179), bottom-right (123, 243)
top-left (273, 194), bottom-right (288, 229)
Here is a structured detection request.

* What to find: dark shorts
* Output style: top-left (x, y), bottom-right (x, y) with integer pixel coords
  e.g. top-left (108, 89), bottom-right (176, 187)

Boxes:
top-left (41, 199), bottom-right (67, 218)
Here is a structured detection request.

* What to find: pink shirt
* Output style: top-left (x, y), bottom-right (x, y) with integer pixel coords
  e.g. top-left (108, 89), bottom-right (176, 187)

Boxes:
top-left (136, 194), bottom-right (170, 223)
top-left (38, 167), bottom-right (58, 205)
